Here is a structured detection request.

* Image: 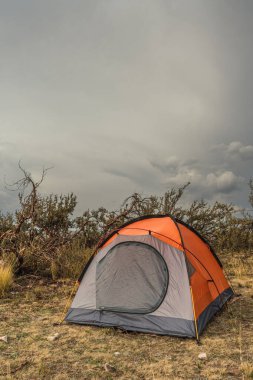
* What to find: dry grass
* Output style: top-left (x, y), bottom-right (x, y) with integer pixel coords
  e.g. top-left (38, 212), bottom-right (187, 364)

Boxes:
top-left (0, 252), bottom-right (252, 379)
top-left (0, 264), bottom-right (13, 297)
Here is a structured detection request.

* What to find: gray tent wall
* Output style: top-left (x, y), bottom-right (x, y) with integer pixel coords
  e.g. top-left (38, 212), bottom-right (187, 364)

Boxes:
top-left (66, 234), bottom-right (196, 337)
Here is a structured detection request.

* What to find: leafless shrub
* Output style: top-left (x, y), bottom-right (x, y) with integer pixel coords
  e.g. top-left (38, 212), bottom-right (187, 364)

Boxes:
top-left (0, 164), bottom-right (88, 276)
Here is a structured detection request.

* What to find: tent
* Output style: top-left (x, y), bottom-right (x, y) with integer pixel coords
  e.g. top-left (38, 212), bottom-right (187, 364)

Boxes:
top-left (65, 215), bottom-right (233, 339)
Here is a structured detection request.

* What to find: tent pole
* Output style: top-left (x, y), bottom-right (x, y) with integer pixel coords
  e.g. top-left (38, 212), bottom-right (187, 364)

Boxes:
top-left (190, 286), bottom-right (200, 343)
top-left (170, 215), bottom-right (200, 343)
top-left (59, 280), bottom-right (79, 324)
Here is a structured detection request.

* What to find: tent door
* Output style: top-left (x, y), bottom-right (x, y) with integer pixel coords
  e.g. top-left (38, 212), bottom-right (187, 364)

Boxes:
top-left (96, 241), bottom-right (169, 314)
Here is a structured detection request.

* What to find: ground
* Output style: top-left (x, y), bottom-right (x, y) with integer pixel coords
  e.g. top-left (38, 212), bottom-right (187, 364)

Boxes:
top-left (0, 252), bottom-right (253, 380)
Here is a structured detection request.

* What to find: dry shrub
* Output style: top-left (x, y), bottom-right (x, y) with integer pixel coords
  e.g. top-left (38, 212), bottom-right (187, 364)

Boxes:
top-left (1, 165), bottom-right (252, 279)
top-left (0, 263), bottom-right (13, 297)
top-left (222, 251), bottom-right (253, 279)
top-left (241, 362), bottom-right (253, 379)
top-left (50, 243), bottom-right (93, 280)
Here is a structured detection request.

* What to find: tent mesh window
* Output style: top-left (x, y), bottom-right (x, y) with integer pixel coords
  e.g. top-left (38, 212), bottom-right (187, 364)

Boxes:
top-left (96, 241), bottom-right (169, 314)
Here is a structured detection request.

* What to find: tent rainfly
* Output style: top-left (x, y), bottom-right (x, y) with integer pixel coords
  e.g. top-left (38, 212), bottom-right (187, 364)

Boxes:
top-left (65, 215), bottom-right (233, 339)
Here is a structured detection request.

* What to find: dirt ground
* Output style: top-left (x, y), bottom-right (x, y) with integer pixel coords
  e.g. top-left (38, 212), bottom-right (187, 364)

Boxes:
top-left (0, 252), bottom-right (253, 379)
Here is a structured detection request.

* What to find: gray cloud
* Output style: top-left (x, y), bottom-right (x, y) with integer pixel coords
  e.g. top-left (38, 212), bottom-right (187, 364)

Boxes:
top-left (226, 141), bottom-right (253, 160)
top-left (0, 1), bottom-right (253, 214)
top-left (206, 171), bottom-right (243, 193)
top-left (150, 156), bottom-right (179, 173)
top-left (213, 141), bottom-right (253, 160)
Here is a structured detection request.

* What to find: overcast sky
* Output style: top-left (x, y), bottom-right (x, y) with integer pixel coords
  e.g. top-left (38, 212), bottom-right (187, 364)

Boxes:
top-left (0, 0), bottom-right (253, 215)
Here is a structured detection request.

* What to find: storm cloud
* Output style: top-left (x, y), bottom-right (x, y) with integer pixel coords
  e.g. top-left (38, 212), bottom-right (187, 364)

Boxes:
top-left (0, 0), bottom-right (253, 214)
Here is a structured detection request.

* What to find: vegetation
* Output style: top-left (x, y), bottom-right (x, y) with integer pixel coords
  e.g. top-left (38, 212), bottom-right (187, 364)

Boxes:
top-left (0, 164), bottom-right (252, 280)
top-left (0, 263), bottom-right (13, 297)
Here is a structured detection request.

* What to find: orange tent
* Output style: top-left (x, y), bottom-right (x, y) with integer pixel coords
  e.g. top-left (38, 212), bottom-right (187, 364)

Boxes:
top-left (66, 215), bottom-right (233, 339)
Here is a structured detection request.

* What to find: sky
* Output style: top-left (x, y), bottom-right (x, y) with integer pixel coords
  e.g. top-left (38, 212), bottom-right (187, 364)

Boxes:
top-left (0, 0), bottom-right (253, 215)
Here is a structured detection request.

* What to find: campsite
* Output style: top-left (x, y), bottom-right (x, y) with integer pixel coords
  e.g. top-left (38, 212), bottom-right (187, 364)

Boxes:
top-left (0, 170), bottom-right (253, 379)
top-left (1, 1), bottom-right (253, 379)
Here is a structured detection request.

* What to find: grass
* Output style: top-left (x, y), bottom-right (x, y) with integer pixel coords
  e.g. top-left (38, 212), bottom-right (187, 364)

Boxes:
top-left (0, 264), bottom-right (13, 297)
top-left (0, 251), bottom-right (252, 379)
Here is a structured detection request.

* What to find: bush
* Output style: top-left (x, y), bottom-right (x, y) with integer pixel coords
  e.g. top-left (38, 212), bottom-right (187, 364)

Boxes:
top-left (50, 243), bottom-right (93, 280)
top-left (0, 165), bottom-right (252, 279)
top-left (0, 263), bottom-right (13, 297)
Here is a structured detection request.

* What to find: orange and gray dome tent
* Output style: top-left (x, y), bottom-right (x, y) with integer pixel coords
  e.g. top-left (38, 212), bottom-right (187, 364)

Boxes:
top-left (65, 215), bottom-right (233, 339)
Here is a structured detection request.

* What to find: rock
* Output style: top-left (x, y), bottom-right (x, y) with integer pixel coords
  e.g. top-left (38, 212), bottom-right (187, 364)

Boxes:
top-left (47, 333), bottom-right (60, 341)
top-left (0, 335), bottom-right (8, 343)
top-left (198, 352), bottom-right (207, 360)
top-left (114, 352), bottom-right (120, 356)
top-left (104, 363), bottom-right (116, 372)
